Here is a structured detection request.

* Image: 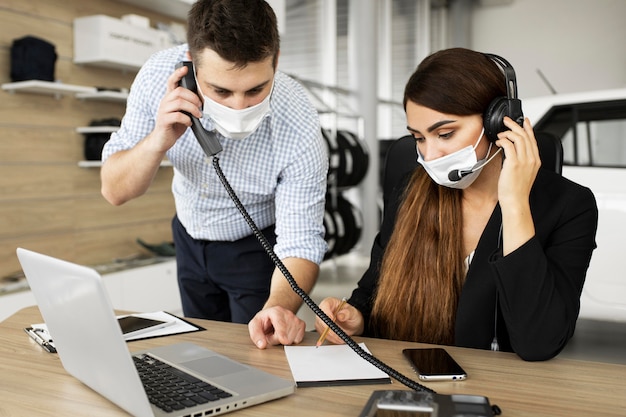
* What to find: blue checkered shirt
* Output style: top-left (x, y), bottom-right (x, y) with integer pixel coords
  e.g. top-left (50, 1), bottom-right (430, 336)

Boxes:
top-left (102, 45), bottom-right (328, 264)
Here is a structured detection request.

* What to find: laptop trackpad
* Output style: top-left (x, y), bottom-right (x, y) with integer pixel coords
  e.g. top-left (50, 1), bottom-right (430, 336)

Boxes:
top-left (182, 356), bottom-right (247, 378)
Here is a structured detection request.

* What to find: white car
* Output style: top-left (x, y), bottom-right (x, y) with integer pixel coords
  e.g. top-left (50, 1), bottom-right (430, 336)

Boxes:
top-left (524, 88), bottom-right (626, 322)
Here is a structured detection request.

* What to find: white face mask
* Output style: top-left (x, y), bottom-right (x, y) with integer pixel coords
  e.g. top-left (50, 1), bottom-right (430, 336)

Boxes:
top-left (200, 79), bottom-right (273, 140)
top-left (417, 128), bottom-right (492, 189)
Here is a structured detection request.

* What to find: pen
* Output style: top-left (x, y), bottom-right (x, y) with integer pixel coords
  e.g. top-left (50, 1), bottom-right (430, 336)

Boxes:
top-left (24, 328), bottom-right (56, 353)
top-left (316, 297), bottom-right (347, 348)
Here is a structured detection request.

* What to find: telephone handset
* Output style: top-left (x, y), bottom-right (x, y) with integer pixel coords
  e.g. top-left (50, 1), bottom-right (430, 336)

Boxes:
top-left (175, 61), bottom-right (222, 156)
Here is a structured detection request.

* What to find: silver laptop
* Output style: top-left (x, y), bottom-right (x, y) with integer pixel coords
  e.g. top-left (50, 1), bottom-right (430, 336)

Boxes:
top-left (16, 248), bottom-right (295, 417)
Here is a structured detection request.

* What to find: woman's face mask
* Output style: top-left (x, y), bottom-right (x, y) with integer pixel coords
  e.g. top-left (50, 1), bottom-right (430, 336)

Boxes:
top-left (417, 128), bottom-right (492, 189)
top-left (199, 78), bottom-right (273, 140)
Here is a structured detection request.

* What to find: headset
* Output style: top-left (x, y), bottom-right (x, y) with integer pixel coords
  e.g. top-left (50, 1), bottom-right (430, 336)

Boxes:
top-left (448, 53), bottom-right (524, 183)
top-left (482, 53), bottom-right (525, 142)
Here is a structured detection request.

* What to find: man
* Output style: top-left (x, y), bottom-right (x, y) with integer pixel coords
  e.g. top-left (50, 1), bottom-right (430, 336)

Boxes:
top-left (101, 0), bottom-right (328, 349)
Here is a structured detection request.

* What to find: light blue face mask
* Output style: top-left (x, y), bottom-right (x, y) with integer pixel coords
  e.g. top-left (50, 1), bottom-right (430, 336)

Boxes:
top-left (417, 128), bottom-right (492, 189)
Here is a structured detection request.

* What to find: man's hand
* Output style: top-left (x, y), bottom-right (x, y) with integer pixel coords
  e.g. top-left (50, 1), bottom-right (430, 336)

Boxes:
top-left (152, 64), bottom-right (204, 153)
top-left (248, 305), bottom-right (306, 349)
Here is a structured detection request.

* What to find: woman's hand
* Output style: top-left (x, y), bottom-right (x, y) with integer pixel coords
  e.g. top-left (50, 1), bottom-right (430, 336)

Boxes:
top-left (496, 117), bottom-right (541, 206)
top-left (314, 297), bottom-right (365, 345)
top-left (495, 116), bottom-right (541, 255)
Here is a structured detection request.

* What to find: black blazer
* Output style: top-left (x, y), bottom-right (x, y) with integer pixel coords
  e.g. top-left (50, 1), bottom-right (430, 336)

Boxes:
top-left (348, 166), bottom-right (598, 361)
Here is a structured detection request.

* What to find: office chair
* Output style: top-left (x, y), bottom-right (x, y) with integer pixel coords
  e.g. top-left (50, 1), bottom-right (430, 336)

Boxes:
top-left (381, 131), bottom-right (564, 200)
top-left (535, 131), bottom-right (563, 175)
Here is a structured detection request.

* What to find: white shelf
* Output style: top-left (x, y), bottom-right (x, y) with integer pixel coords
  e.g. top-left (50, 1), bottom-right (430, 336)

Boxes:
top-left (78, 160), bottom-right (172, 168)
top-left (78, 160), bottom-right (104, 168)
top-left (1, 80), bottom-right (97, 98)
top-left (76, 126), bottom-right (120, 134)
top-left (76, 90), bottom-right (128, 102)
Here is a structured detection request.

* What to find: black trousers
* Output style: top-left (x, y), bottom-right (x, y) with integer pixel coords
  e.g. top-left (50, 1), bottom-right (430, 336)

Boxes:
top-left (172, 215), bottom-right (276, 323)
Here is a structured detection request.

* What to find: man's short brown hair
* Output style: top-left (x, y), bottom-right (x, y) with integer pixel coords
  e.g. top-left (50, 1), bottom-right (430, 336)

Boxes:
top-left (187, 0), bottom-right (280, 69)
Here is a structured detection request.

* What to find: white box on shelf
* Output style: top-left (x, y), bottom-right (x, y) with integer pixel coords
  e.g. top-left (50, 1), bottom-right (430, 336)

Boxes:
top-left (121, 13), bottom-right (150, 28)
top-left (73, 15), bottom-right (172, 71)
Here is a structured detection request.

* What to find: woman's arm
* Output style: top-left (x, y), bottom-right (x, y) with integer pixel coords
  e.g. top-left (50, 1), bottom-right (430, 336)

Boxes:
top-left (491, 179), bottom-right (598, 361)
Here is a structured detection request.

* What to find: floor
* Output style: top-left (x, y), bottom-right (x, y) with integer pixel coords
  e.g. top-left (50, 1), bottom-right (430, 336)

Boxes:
top-left (297, 253), bottom-right (626, 366)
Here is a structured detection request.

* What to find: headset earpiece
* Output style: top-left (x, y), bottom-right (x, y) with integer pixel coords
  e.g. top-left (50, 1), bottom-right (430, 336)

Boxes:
top-left (482, 53), bottom-right (524, 142)
top-left (484, 96), bottom-right (513, 142)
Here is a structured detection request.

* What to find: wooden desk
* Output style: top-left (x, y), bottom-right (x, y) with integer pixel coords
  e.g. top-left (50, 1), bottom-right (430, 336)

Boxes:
top-left (1, 306), bottom-right (625, 416)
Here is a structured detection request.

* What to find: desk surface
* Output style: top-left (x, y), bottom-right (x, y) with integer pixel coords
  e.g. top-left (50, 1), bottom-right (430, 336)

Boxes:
top-left (1, 306), bottom-right (625, 417)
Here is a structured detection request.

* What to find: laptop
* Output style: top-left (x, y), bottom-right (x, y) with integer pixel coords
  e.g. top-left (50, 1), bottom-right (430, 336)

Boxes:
top-left (16, 248), bottom-right (295, 417)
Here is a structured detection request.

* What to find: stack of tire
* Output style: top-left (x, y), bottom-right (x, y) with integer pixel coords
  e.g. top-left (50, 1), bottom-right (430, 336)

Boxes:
top-left (321, 129), bottom-right (369, 260)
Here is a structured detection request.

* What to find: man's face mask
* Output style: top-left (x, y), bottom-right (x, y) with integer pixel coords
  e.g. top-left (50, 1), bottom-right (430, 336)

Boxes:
top-left (417, 128), bottom-right (492, 189)
top-left (199, 78), bottom-right (273, 140)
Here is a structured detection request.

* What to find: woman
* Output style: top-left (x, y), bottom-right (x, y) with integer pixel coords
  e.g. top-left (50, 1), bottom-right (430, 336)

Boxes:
top-left (315, 48), bottom-right (598, 361)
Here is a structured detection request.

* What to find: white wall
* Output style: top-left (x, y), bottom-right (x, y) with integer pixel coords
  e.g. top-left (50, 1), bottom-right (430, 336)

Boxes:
top-left (469, 0), bottom-right (626, 99)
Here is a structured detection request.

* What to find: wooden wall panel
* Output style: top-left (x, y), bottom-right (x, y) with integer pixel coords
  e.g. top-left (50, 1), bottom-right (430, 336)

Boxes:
top-left (0, 92), bottom-right (127, 128)
top-left (0, 127), bottom-right (80, 163)
top-left (0, 0), bottom-right (184, 278)
top-left (0, 198), bottom-right (75, 238)
top-left (0, 10), bottom-right (72, 58)
top-left (0, 165), bottom-right (77, 201)
top-left (72, 192), bottom-right (176, 230)
top-left (73, 220), bottom-right (175, 265)
top-left (0, 190), bottom-right (175, 237)
top-left (0, 220), bottom-right (174, 277)
top-left (0, 162), bottom-right (173, 200)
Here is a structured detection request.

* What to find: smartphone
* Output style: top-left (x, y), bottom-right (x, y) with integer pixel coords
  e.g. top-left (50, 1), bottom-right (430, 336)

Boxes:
top-left (117, 315), bottom-right (174, 338)
top-left (402, 348), bottom-right (467, 381)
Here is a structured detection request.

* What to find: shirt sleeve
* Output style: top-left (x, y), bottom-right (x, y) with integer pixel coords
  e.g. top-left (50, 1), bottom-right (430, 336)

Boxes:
top-left (272, 127), bottom-right (329, 265)
top-left (101, 57), bottom-right (166, 162)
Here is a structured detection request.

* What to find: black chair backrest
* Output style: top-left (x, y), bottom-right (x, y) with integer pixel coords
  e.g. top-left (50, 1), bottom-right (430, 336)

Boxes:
top-left (535, 131), bottom-right (563, 175)
top-left (382, 135), bottom-right (418, 200)
top-left (382, 131), bottom-right (564, 197)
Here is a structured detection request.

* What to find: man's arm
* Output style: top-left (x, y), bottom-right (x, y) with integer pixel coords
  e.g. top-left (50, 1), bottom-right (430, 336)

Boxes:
top-left (265, 257), bottom-right (319, 311)
top-left (100, 135), bottom-right (168, 205)
top-left (248, 257), bottom-right (319, 349)
top-left (101, 64), bottom-right (203, 206)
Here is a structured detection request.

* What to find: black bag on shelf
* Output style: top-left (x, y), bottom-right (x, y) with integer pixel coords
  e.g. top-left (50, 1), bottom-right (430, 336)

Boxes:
top-left (10, 35), bottom-right (58, 82)
top-left (83, 118), bottom-right (121, 161)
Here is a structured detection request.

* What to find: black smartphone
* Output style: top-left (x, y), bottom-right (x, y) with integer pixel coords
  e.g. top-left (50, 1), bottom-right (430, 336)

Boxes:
top-left (402, 348), bottom-right (467, 381)
top-left (117, 315), bottom-right (173, 338)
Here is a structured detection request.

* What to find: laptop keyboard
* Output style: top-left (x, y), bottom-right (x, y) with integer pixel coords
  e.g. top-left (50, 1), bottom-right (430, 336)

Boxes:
top-left (134, 354), bottom-right (233, 413)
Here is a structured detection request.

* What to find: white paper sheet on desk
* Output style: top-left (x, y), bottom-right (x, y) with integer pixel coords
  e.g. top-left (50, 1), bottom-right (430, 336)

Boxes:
top-left (30, 311), bottom-right (203, 348)
top-left (283, 343), bottom-right (392, 387)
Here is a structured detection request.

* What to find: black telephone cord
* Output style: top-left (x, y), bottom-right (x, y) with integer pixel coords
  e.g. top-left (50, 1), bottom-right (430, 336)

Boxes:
top-left (211, 156), bottom-right (434, 394)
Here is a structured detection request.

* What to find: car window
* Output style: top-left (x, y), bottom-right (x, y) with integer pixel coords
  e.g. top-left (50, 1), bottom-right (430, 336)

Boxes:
top-left (534, 99), bottom-right (626, 168)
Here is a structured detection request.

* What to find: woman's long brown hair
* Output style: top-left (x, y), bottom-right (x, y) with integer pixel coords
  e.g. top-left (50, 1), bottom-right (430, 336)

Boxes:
top-left (370, 170), bottom-right (464, 344)
top-left (369, 48), bottom-right (507, 344)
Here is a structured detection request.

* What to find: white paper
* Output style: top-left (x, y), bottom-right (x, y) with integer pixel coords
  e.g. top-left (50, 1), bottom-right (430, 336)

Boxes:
top-left (283, 343), bottom-right (390, 385)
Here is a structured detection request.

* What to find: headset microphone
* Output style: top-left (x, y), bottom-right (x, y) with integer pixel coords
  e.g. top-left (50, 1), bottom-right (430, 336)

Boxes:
top-left (448, 147), bottom-right (503, 182)
top-left (448, 169), bottom-right (473, 181)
